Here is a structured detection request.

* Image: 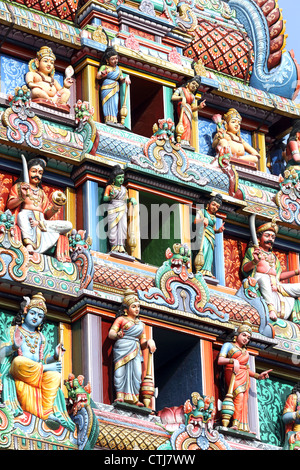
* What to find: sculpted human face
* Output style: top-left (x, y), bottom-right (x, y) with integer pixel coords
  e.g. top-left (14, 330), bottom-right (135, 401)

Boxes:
top-left (107, 55), bottom-right (118, 68)
top-left (259, 230), bottom-right (276, 252)
top-left (227, 117), bottom-right (241, 135)
top-left (208, 201), bottom-right (220, 215)
top-left (38, 56), bottom-right (55, 75)
top-left (187, 80), bottom-right (199, 93)
top-left (114, 174), bottom-right (124, 187)
top-left (24, 307), bottom-right (45, 331)
top-left (29, 165), bottom-right (44, 186)
top-left (127, 302), bottom-right (140, 319)
top-left (237, 331), bottom-right (251, 348)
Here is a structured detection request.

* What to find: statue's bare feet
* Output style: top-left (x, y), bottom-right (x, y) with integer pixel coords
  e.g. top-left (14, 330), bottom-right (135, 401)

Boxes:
top-left (25, 244), bottom-right (34, 255)
top-left (269, 310), bottom-right (277, 321)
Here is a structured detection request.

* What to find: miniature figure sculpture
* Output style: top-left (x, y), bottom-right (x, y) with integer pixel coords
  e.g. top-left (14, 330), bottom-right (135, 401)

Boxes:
top-left (282, 382), bottom-right (300, 450)
top-left (0, 293), bottom-right (69, 430)
top-left (242, 221), bottom-right (300, 322)
top-left (218, 322), bottom-right (271, 433)
top-left (171, 76), bottom-right (206, 146)
top-left (194, 194), bottom-right (225, 277)
top-left (97, 46), bottom-right (131, 125)
top-left (108, 289), bottom-right (156, 406)
top-left (212, 109), bottom-right (260, 164)
top-left (285, 119), bottom-right (300, 171)
top-left (6, 156), bottom-right (72, 261)
top-left (103, 165), bottom-right (136, 254)
top-left (26, 46), bottom-right (73, 107)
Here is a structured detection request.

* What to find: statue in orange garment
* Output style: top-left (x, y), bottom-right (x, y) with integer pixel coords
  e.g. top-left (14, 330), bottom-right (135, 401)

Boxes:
top-left (171, 76), bottom-right (206, 146)
top-left (218, 322), bottom-right (272, 433)
top-left (25, 46), bottom-right (73, 107)
top-left (0, 293), bottom-right (74, 431)
top-left (6, 156), bottom-right (72, 261)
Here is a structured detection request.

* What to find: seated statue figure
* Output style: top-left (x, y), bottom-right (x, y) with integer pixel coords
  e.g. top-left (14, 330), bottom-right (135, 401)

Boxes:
top-left (242, 221), bottom-right (300, 322)
top-left (0, 293), bottom-right (74, 431)
top-left (6, 156), bottom-right (72, 261)
top-left (212, 108), bottom-right (260, 165)
top-left (25, 46), bottom-right (73, 108)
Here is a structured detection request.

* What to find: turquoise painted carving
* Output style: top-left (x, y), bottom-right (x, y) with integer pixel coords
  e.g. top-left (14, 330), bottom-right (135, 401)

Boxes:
top-left (138, 243), bottom-right (229, 322)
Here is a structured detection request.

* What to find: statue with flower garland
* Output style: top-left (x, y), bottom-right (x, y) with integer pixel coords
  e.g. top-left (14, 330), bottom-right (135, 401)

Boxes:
top-left (0, 293), bottom-right (75, 431)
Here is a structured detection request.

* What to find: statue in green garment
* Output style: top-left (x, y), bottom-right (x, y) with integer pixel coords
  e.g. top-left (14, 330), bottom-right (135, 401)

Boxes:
top-left (194, 194), bottom-right (225, 277)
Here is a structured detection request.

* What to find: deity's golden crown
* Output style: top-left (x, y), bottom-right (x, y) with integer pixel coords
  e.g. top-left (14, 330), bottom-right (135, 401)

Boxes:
top-left (123, 289), bottom-right (139, 307)
top-left (223, 108), bottom-right (242, 122)
top-left (235, 320), bottom-right (252, 336)
top-left (27, 292), bottom-right (47, 314)
top-left (37, 46), bottom-right (56, 61)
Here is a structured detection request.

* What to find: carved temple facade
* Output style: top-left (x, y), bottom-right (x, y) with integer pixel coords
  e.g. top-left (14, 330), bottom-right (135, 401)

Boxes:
top-left (0, 0), bottom-right (300, 451)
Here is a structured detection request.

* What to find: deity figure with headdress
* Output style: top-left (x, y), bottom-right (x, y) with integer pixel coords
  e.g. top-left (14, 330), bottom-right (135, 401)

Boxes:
top-left (0, 293), bottom-right (73, 430)
top-left (212, 108), bottom-right (260, 165)
top-left (25, 46), bottom-right (74, 108)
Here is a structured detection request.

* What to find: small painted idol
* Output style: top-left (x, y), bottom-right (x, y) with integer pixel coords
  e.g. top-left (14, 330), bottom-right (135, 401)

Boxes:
top-left (242, 221), bottom-right (300, 322)
top-left (25, 46), bottom-right (74, 106)
top-left (285, 119), bottom-right (300, 170)
top-left (212, 108), bottom-right (260, 164)
top-left (282, 382), bottom-right (300, 450)
top-left (103, 165), bottom-right (136, 254)
top-left (108, 289), bottom-right (156, 406)
top-left (0, 293), bottom-right (72, 430)
top-left (97, 46), bottom-right (131, 125)
top-left (194, 193), bottom-right (225, 277)
top-left (218, 322), bottom-right (272, 433)
top-left (171, 76), bottom-right (206, 146)
top-left (6, 156), bottom-right (72, 261)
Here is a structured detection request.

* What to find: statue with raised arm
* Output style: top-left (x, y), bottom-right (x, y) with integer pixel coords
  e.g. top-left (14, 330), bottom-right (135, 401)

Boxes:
top-left (194, 193), bottom-right (225, 277)
top-left (171, 76), bottom-right (206, 146)
top-left (0, 293), bottom-right (73, 431)
top-left (108, 289), bottom-right (156, 406)
top-left (6, 156), bottom-right (72, 261)
top-left (218, 322), bottom-right (271, 433)
top-left (242, 221), bottom-right (300, 322)
top-left (25, 46), bottom-right (74, 108)
top-left (212, 108), bottom-right (260, 165)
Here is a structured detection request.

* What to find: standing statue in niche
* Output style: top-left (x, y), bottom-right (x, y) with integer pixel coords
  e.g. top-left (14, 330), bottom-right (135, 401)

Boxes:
top-left (194, 194), bottom-right (225, 277)
top-left (25, 46), bottom-right (74, 108)
top-left (171, 76), bottom-right (206, 147)
top-left (282, 382), bottom-right (300, 450)
top-left (242, 221), bottom-right (300, 322)
top-left (103, 165), bottom-right (136, 254)
top-left (0, 293), bottom-right (73, 431)
top-left (97, 46), bottom-right (131, 125)
top-left (108, 289), bottom-right (156, 406)
top-left (285, 119), bottom-right (300, 172)
top-left (212, 108), bottom-right (260, 165)
top-left (6, 156), bottom-right (72, 261)
top-left (218, 322), bottom-right (271, 433)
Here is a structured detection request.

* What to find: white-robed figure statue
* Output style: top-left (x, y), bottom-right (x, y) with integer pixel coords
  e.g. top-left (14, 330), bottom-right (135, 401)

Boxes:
top-left (242, 221), bottom-right (300, 322)
top-left (6, 156), bottom-right (72, 262)
top-left (108, 289), bottom-right (156, 406)
top-left (103, 165), bottom-right (136, 254)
